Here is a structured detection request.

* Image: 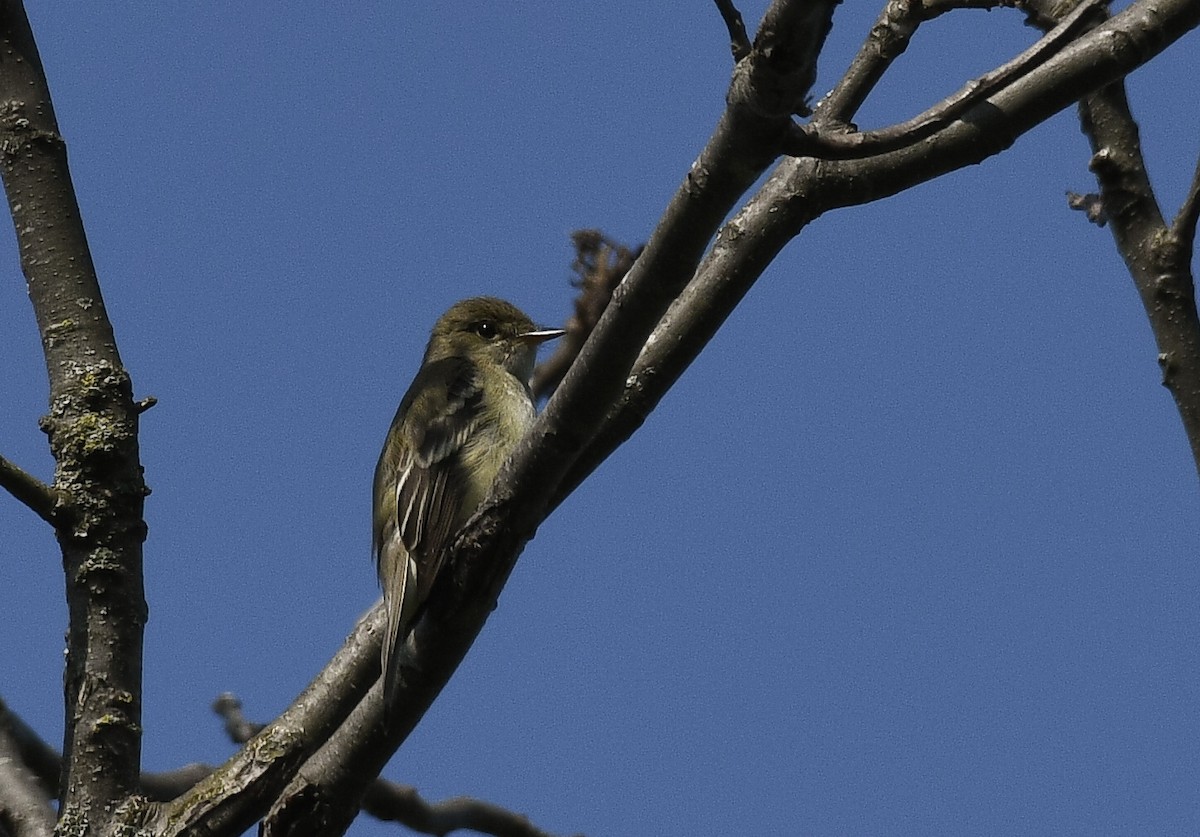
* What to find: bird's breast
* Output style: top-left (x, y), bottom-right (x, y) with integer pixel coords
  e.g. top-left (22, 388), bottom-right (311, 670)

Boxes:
top-left (457, 380), bottom-right (536, 512)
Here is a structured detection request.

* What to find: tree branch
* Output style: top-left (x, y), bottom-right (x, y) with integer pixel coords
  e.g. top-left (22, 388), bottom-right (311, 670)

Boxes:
top-left (1020, 0), bottom-right (1200, 473)
top-left (1080, 89), bottom-right (1200, 470)
top-left (0, 455), bottom-right (61, 527)
top-left (814, 0), bottom-right (1019, 128)
top-left (0, 714), bottom-right (54, 837)
top-left (143, 607), bottom-right (382, 835)
top-left (0, 696), bottom-right (215, 806)
top-left (796, 0), bottom-right (1106, 158)
top-left (0, 3), bottom-right (150, 828)
top-left (240, 2), bottom-right (840, 831)
top-left (219, 1), bottom-right (1200, 828)
top-left (155, 1), bottom-right (1200, 831)
top-left (210, 694), bottom-right (579, 837)
top-left (714, 0), bottom-right (752, 62)
top-left (361, 786), bottom-right (579, 837)
top-left (1173, 154), bottom-right (1200, 253)
top-left (560, 0), bottom-right (1200, 498)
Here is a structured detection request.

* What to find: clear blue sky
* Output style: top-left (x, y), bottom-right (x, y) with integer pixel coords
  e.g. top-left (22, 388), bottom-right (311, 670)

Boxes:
top-left (2, 4), bottom-right (1199, 836)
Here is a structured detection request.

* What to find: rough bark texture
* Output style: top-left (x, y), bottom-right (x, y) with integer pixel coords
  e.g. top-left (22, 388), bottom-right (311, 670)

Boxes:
top-left (0, 2), bottom-right (149, 832)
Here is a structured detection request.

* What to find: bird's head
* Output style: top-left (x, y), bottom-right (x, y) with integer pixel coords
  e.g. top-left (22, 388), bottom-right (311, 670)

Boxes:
top-left (424, 296), bottom-right (564, 381)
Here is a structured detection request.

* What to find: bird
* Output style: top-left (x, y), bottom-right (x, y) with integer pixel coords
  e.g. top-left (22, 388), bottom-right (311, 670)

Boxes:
top-left (373, 296), bottom-right (564, 708)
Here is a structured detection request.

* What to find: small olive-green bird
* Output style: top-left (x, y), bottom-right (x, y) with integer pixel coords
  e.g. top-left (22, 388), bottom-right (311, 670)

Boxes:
top-left (373, 297), bottom-right (564, 707)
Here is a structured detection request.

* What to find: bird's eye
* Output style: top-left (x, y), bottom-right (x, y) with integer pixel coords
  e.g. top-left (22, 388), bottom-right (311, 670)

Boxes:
top-left (473, 320), bottom-right (498, 339)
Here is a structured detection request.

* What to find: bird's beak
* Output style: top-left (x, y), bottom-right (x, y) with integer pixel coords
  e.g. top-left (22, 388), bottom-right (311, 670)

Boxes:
top-left (518, 327), bottom-right (567, 345)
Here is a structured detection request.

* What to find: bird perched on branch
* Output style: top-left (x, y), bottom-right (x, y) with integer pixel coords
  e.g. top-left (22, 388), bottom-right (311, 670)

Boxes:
top-left (373, 297), bottom-right (564, 708)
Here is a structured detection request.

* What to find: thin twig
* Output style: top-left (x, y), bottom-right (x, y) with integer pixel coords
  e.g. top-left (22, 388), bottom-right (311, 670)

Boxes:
top-left (797, 0), bottom-right (1105, 159)
top-left (0, 455), bottom-right (60, 527)
top-left (714, 0), bottom-right (752, 61)
top-left (1066, 190), bottom-right (1107, 226)
top-left (1172, 152), bottom-right (1200, 253)
top-left (211, 693), bottom-right (262, 743)
top-left (814, 0), bottom-right (1018, 127)
top-left (364, 785), bottom-right (581, 837)
top-left (216, 694), bottom-right (580, 837)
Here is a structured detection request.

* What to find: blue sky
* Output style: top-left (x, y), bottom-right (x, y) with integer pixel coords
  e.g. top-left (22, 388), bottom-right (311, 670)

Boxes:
top-left (2, 4), bottom-right (1199, 836)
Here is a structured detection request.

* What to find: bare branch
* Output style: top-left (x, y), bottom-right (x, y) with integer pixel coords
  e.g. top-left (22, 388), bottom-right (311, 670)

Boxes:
top-left (1018, 0), bottom-right (1200, 473)
top-left (146, 607), bottom-right (382, 835)
top-left (260, 679), bottom-right (390, 835)
top-left (714, 0), bottom-right (752, 61)
top-left (523, 0), bottom-right (834, 493)
top-left (1080, 90), bottom-right (1200, 468)
top-left (0, 2), bottom-right (150, 825)
top-left (264, 7), bottom-right (1200, 828)
top-left (814, 0), bottom-right (1019, 127)
top-left (0, 710), bottom-right (54, 837)
top-left (211, 693), bottom-right (261, 744)
top-left (363, 785), bottom-right (580, 837)
top-left (559, 0), bottom-right (1200, 497)
top-left (0, 455), bottom-right (61, 527)
top-left (1, 695), bottom-right (214, 805)
top-left (233, 5), bottom-right (841, 829)
top-left (798, 0), bottom-right (1106, 159)
top-left (802, 0), bottom-right (1200, 207)
top-left (553, 163), bottom-right (807, 503)
top-left (212, 695), bottom-right (579, 837)
top-left (1173, 153), bottom-right (1200, 253)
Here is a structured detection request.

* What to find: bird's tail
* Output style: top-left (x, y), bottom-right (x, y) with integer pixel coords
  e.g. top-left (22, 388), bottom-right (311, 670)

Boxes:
top-left (381, 599), bottom-right (402, 711)
top-left (380, 552), bottom-right (419, 711)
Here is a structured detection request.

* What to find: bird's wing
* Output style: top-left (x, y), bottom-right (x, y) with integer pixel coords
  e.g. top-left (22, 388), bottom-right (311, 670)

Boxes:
top-left (394, 359), bottom-right (482, 563)
top-left (373, 357), bottom-right (482, 699)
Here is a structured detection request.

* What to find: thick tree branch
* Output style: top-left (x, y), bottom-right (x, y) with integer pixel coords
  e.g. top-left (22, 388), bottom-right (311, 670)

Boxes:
top-left (0, 2), bottom-right (150, 829)
top-left (1076, 86), bottom-right (1200, 470)
top-left (1020, 0), bottom-right (1200, 472)
top-left (560, 0), bottom-right (1200, 497)
top-left (223, 2), bottom-right (1200, 829)
top-left (796, 0), bottom-right (1106, 158)
top-left (142, 608), bottom-right (382, 835)
top-left (207, 694), bottom-right (578, 837)
top-left (245, 2), bottom-right (839, 830)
